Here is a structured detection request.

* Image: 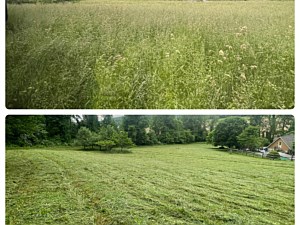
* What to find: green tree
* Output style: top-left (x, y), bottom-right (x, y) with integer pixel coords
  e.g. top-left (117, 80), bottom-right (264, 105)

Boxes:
top-left (152, 116), bottom-right (177, 144)
top-left (101, 115), bottom-right (116, 128)
top-left (181, 116), bottom-right (208, 142)
top-left (45, 115), bottom-right (73, 143)
top-left (96, 140), bottom-right (116, 151)
top-left (277, 115), bottom-right (294, 135)
top-left (237, 126), bottom-right (269, 151)
top-left (76, 127), bottom-right (93, 149)
top-left (123, 115), bottom-right (150, 145)
top-left (208, 116), bottom-right (220, 133)
top-left (206, 131), bottom-right (214, 144)
top-left (249, 115), bottom-right (263, 127)
top-left (213, 117), bottom-right (248, 148)
top-left (98, 125), bottom-right (118, 141)
top-left (183, 130), bottom-right (195, 143)
top-left (82, 115), bottom-right (100, 132)
top-left (114, 131), bottom-right (134, 150)
top-left (145, 130), bottom-right (158, 145)
top-left (151, 116), bottom-right (198, 144)
top-left (290, 142), bottom-right (295, 160)
top-left (267, 115), bottom-right (277, 142)
top-left (6, 115), bottom-right (47, 146)
top-left (173, 118), bottom-right (185, 143)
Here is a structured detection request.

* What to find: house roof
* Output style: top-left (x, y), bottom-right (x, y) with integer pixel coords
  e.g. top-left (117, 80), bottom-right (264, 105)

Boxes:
top-left (268, 133), bottom-right (295, 150)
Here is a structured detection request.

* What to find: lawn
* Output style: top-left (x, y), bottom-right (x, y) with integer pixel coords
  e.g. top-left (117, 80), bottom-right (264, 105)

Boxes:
top-left (6, 0), bottom-right (294, 109)
top-left (6, 144), bottom-right (294, 224)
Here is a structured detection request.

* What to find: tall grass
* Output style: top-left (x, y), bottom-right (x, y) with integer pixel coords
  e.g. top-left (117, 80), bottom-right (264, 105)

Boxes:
top-left (6, 1), bottom-right (294, 108)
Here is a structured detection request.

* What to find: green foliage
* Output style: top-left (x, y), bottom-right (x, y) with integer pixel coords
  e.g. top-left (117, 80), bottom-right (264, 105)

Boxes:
top-left (6, 144), bottom-right (294, 225)
top-left (100, 115), bottom-right (116, 128)
top-left (289, 142), bottom-right (295, 156)
top-left (98, 125), bottom-right (118, 141)
top-left (183, 130), bottom-right (195, 143)
top-left (181, 116), bottom-right (208, 142)
top-left (145, 130), bottom-right (159, 145)
top-left (213, 117), bottom-right (248, 148)
top-left (76, 124), bottom-right (135, 151)
top-left (152, 116), bottom-right (196, 144)
top-left (76, 127), bottom-right (93, 149)
top-left (267, 150), bottom-right (281, 160)
top-left (123, 116), bottom-right (151, 145)
top-left (96, 140), bottom-right (116, 151)
top-left (6, 115), bottom-right (295, 150)
top-left (81, 115), bottom-right (100, 132)
top-left (45, 116), bottom-right (74, 143)
top-left (6, 115), bottom-right (80, 147)
top-left (6, 1), bottom-right (294, 109)
top-left (206, 131), bottom-right (214, 144)
top-left (6, 115), bottom-right (47, 146)
top-left (114, 131), bottom-right (135, 150)
top-left (237, 126), bottom-right (269, 150)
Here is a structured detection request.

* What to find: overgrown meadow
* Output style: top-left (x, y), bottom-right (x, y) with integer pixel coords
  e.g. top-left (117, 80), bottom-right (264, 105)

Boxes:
top-left (6, 144), bottom-right (294, 224)
top-left (6, 0), bottom-right (294, 108)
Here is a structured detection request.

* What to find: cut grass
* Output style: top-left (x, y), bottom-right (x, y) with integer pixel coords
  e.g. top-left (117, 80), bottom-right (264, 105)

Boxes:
top-left (6, 0), bottom-right (294, 109)
top-left (6, 144), bottom-right (294, 224)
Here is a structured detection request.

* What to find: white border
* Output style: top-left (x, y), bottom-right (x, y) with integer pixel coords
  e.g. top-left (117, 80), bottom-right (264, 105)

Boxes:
top-left (1, 1), bottom-right (298, 225)
top-left (1, 1), bottom-right (5, 224)
top-left (294, 0), bottom-right (298, 223)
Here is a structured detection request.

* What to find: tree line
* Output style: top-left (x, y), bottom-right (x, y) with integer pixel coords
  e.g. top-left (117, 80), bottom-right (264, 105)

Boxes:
top-left (6, 115), bottom-right (294, 151)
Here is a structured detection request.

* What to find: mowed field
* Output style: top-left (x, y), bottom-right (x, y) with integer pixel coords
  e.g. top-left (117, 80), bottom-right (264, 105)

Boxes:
top-left (6, 0), bottom-right (294, 109)
top-left (6, 144), bottom-right (294, 224)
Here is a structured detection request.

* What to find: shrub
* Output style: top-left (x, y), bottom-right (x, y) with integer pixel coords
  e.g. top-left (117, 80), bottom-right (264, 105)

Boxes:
top-left (76, 127), bottom-right (93, 150)
top-left (96, 140), bottom-right (116, 151)
top-left (266, 150), bottom-right (280, 160)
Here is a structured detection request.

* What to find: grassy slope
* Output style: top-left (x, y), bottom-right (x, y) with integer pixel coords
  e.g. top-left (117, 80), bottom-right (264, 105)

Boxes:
top-left (6, 1), bottom-right (294, 109)
top-left (6, 144), bottom-right (294, 224)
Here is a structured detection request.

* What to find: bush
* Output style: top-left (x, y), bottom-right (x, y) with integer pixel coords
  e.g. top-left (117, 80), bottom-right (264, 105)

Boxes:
top-left (266, 150), bottom-right (280, 160)
top-left (96, 140), bottom-right (116, 151)
top-left (76, 127), bottom-right (93, 150)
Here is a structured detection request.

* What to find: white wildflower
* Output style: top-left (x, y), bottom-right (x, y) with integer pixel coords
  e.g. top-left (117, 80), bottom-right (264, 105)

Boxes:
top-left (240, 26), bottom-right (247, 33)
top-left (225, 45), bottom-right (233, 50)
top-left (240, 73), bottom-right (246, 80)
top-left (240, 44), bottom-right (247, 50)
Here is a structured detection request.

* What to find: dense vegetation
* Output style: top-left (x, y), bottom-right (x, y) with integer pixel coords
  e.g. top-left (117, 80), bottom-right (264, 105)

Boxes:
top-left (6, 115), bottom-right (294, 151)
top-left (6, 0), bottom-right (294, 109)
top-left (6, 144), bottom-right (294, 224)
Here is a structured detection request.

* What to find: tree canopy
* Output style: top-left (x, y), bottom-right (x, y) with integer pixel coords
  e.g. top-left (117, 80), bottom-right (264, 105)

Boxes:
top-left (212, 117), bottom-right (248, 148)
top-left (237, 126), bottom-right (269, 151)
top-left (6, 115), bottom-right (294, 150)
